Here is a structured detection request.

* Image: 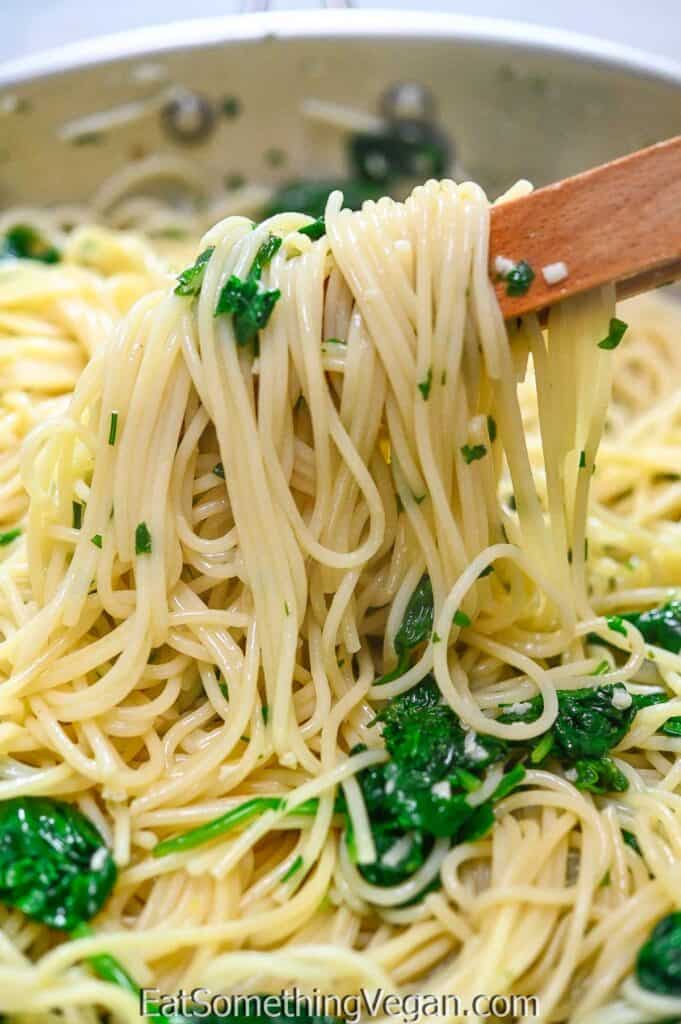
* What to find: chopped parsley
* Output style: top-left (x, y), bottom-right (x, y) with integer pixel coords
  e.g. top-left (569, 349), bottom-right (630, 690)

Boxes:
top-left (174, 246), bottom-right (215, 297)
top-left (0, 528), bottom-right (21, 546)
top-left (298, 216), bottom-right (326, 240)
top-left (487, 416), bottom-right (497, 443)
top-left (91, 534), bottom-right (102, 549)
top-left (108, 412), bottom-right (118, 446)
top-left (262, 705), bottom-right (269, 725)
top-left (579, 450), bottom-right (586, 469)
top-left (606, 615), bottom-right (627, 637)
top-left (214, 235), bottom-right (282, 349)
top-left (598, 317), bottom-right (628, 351)
top-left (1, 225), bottom-right (60, 264)
top-left (461, 443), bottom-right (487, 464)
top-left (505, 260), bottom-right (535, 297)
top-left (418, 367), bottom-right (433, 400)
top-left (135, 522), bottom-right (152, 555)
top-left (72, 501), bottom-right (83, 530)
top-left (281, 855), bottom-right (304, 882)
top-left (453, 610), bottom-right (471, 629)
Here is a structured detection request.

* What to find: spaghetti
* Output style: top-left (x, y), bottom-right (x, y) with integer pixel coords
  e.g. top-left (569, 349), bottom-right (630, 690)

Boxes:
top-left (0, 176), bottom-right (679, 1024)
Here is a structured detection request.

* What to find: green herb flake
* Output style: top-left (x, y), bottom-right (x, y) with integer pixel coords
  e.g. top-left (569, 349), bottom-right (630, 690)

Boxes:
top-left (262, 705), bottom-right (269, 725)
top-left (0, 528), bottom-right (21, 546)
top-left (135, 522), bottom-right (152, 555)
top-left (72, 501), bottom-right (83, 530)
top-left (174, 246), bottom-right (215, 298)
top-left (432, 631), bottom-right (441, 644)
top-left (224, 172), bottom-right (245, 190)
top-left (221, 96), bottom-right (241, 118)
top-left (622, 829), bottom-right (642, 856)
top-left (453, 610), bottom-right (472, 629)
top-left (299, 216), bottom-right (325, 241)
top-left (461, 443), bottom-right (487, 464)
top-left (598, 317), bottom-right (628, 351)
top-left (607, 615), bottom-right (627, 638)
top-left (91, 534), bottom-right (102, 549)
top-left (212, 462), bottom-right (225, 479)
top-left (478, 565), bottom-right (494, 578)
top-left (281, 855), bottom-right (304, 883)
top-left (108, 411), bottom-right (118, 446)
top-left (591, 659), bottom-right (609, 676)
top-left (215, 235), bottom-right (282, 348)
top-left (579, 450), bottom-right (586, 469)
top-left (1, 225), bottom-right (60, 264)
top-left (487, 416), bottom-right (497, 443)
top-left (418, 367), bottom-right (433, 400)
top-left (529, 732), bottom-right (554, 765)
top-left (505, 260), bottom-right (535, 297)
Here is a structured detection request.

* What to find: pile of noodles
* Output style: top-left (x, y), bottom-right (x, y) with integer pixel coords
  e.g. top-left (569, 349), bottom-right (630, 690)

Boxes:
top-left (0, 172), bottom-right (681, 1024)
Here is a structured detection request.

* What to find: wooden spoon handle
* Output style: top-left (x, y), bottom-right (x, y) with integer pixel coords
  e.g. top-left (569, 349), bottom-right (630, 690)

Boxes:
top-left (490, 135), bottom-right (681, 320)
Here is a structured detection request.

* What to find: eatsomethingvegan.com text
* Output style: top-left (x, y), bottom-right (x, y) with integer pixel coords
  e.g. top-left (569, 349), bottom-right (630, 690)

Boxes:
top-left (140, 987), bottom-right (541, 1021)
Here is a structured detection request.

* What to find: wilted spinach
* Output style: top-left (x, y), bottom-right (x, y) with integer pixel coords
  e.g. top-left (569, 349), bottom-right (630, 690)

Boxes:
top-left (622, 600), bottom-right (681, 654)
top-left (0, 796), bottom-right (116, 931)
top-left (375, 573), bottom-right (434, 684)
top-left (637, 912), bottom-right (681, 996)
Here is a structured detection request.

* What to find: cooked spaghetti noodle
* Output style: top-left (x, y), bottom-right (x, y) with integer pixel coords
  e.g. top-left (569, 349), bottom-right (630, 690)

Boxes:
top-left (0, 175), bottom-right (680, 1024)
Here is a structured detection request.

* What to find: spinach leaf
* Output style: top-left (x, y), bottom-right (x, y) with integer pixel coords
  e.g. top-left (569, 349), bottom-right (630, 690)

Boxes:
top-left (0, 797), bottom-right (116, 931)
top-left (637, 912), bottom-right (681, 995)
top-left (376, 675), bottom-right (507, 778)
top-left (394, 574), bottom-right (434, 657)
top-left (1, 225), bottom-right (60, 264)
top-left (349, 121), bottom-right (449, 185)
top-left (346, 677), bottom-right (524, 897)
top-left (215, 235), bottom-right (282, 349)
top-left (622, 601), bottom-right (681, 654)
top-left (357, 824), bottom-right (432, 887)
top-left (499, 683), bottom-right (637, 762)
top-left (264, 180), bottom-right (383, 220)
top-left (630, 689), bottom-right (681, 739)
top-left (572, 757), bottom-right (628, 794)
top-left (375, 574), bottom-right (434, 684)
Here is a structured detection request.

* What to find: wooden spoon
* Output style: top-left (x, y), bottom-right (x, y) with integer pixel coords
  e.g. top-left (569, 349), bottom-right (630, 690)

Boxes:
top-left (490, 135), bottom-right (681, 320)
